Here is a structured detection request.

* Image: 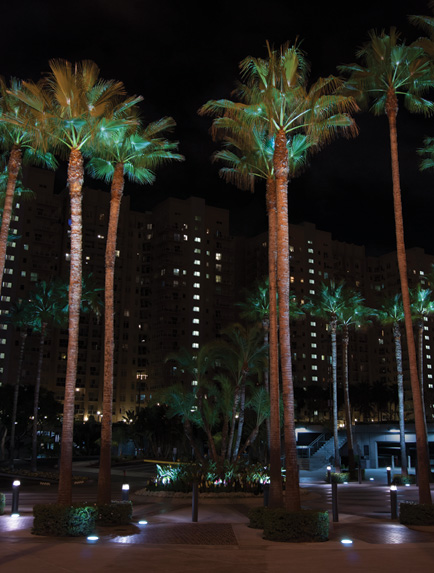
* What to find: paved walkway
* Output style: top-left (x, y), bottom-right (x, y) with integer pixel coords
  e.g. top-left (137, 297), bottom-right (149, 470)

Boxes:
top-left (1, 467), bottom-right (434, 572)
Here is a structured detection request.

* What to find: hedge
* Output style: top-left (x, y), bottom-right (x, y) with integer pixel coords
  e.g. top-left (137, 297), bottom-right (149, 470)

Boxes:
top-left (399, 502), bottom-right (434, 526)
top-left (263, 509), bottom-right (329, 542)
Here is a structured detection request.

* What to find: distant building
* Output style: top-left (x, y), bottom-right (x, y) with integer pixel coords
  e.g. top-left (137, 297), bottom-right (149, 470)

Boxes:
top-left (1, 166), bottom-right (434, 425)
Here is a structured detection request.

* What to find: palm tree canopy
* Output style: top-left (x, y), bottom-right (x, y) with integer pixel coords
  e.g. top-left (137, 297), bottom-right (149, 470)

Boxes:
top-left (376, 293), bottom-right (405, 325)
top-left (86, 116), bottom-right (184, 185)
top-left (339, 28), bottom-right (434, 117)
top-left (411, 283), bottom-right (434, 322)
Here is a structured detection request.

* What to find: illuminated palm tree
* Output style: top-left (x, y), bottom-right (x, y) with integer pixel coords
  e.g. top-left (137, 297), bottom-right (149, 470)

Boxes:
top-left (201, 42), bottom-right (357, 510)
top-left (340, 29), bottom-right (434, 503)
top-left (376, 294), bottom-right (408, 477)
top-left (0, 77), bottom-right (57, 296)
top-left (87, 117), bottom-right (183, 504)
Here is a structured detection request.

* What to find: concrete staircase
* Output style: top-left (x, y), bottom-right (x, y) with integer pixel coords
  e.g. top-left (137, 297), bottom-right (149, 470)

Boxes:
top-left (298, 432), bottom-right (347, 471)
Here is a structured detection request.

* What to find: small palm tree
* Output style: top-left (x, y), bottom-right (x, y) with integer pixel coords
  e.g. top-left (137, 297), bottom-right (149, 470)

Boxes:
top-left (304, 280), bottom-right (347, 472)
top-left (27, 279), bottom-right (67, 472)
top-left (340, 28), bottom-right (434, 504)
top-left (376, 294), bottom-right (408, 477)
top-left (5, 299), bottom-right (33, 467)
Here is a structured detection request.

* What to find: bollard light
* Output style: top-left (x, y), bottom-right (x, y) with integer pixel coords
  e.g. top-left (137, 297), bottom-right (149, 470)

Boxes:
top-left (122, 483), bottom-right (130, 502)
top-left (327, 466), bottom-right (332, 483)
top-left (390, 484), bottom-right (398, 520)
top-left (11, 480), bottom-right (20, 516)
top-left (386, 466), bottom-right (392, 486)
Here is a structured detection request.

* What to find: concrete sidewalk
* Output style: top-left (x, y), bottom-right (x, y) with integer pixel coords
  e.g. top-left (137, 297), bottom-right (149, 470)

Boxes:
top-left (1, 468), bottom-right (434, 573)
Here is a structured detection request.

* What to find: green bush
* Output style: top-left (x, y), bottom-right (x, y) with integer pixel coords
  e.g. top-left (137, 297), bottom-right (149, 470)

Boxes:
top-left (392, 474), bottom-right (416, 486)
top-left (248, 506), bottom-right (269, 529)
top-left (32, 503), bottom-right (97, 536)
top-left (0, 493), bottom-right (5, 515)
top-left (96, 501), bottom-right (132, 525)
top-left (399, 502), bottom-right (434, 525)
top-left (325, 472), bottom-right (349, 484)
top-left (263, 509), bottom-right (329, 542)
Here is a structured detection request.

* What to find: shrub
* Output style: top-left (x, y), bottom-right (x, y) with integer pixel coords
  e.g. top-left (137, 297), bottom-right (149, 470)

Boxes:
top-left (263, 509), bottom-right (329, 542)
top-left (392, 474), bottom-right (416, 486)
top-left (32, 503), bottom-right (97, 536)
top-left (96, 501), bottom-right (132, 525)
top-left (399, 502), bottom-right (434, 525)
top-left (0, 493), bottom-right (5, 515)
top-left (248, 506), bottom-right (269, 529)
top-left (325, 472), bottom-right (349, 484)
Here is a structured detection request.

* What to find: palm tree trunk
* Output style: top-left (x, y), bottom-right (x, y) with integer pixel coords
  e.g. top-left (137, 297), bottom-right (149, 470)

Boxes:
top-left (393, 322), bottom-right (408, 477)
top-left (9, 330), bottom-right (27, 468)
top-left (262, 319), bottom-right (271, 459)
top-left (98, 163), bottom-right (124, 505)
top-left (0, 146), bottom-right (21, 298)
top-left (266, 178), bottom-right (283, 508)
top-left (233, 377), bottom-right (246, 460)
top-left (331, 318), bottom-right (340, 472)
top-left (227, 385), bottom-right (241, 461)
top-left (58, 147), bottom-right (84, 505)
top-left (387, 93), bottom-right (431, 504)
top-left (31, 324), bottom-right (47, 472)
top-left (342, 325), bottom-right (355, 473)
top-left (274, 129), bottom-right (300, 512)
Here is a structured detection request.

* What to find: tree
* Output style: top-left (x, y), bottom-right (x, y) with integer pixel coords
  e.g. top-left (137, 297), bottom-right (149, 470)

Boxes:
top-left (0, 77), bottom-right (57, 297)
top-left (201, 41), bottom-right (357, 511)
top-left (340, 28), bottom-right (434, 504)
top-left (304, 281), bottom-right (347, 472)
top-left (86, 117), bottom-right (183, 504)
top-left (336, 289), bottom-right (371, 474)
top-left (411, 283), bottom-right (434, 421)
top-left (5, 299), bottom-right (33, 467)
top-left (12, 59), bottom-right (137, 504)
top-left (376, 294), bottom-right (408, 477)
top-left (26, 280), bottom-right (67, 471)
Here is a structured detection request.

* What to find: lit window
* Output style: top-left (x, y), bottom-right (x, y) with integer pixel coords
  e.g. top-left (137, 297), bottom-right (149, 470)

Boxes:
top-left (193, 294), bottom-right (200, 300)
top-left (194, 237), bottom-right (201, 243)
top-left (194, 283), bottom-right (200, 288)
top-left (311, 343), bottom-right (317, 348)
top-left (192, 343), bottom-right (199, 349)
top-left (312, 365), bottom-right (318, 370)
top-left (311, 332), bottom-right (316, 337)
top-left (312, 354), bottom-right (317, 359)
top-left (194, 260), bottom-right (201, 265)
top-left (216, 253), bottom-right (222, 260)
top-left (310, 321), bottom-right (316, 327)
top-left (193, 318), bottom-right (200, 324)
top-left (192, 380), bottom-right (198, 386)
top-left (308, 258), bottom-right (314, 264)
top-left (192, 331), bottom-right (199, 336)
top-left (173, 268), bottom-right (179, 276)
top-left (194, 271), bottom-right (200, 277)
top-left (309, 269), bottom-right (314, 274)
top-left (194, 248), bottom-right (201, 254)
top-left (193, 307), bottom-right (200, 312)
top-left (216, 275), bottom-right (222, 283)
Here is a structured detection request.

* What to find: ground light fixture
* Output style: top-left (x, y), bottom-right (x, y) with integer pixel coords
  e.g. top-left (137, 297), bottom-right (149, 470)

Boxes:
top-left (341, 539), bottom-right (353, 545)
top-left (87, 535), bottom-right (99, 543)
top-left (138, 520), bottom-right (148, 525)
top-left (11, 480), bottom-right (20, 516)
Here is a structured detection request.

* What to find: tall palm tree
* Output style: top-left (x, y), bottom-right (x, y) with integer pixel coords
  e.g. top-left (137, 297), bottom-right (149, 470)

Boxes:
top-left (304, 280), bottom-right (347, 472)
top-left (87, 118), bottom-right (183, 505)
top-left (340, 29), bottom-right (434, 504)
top-left (0, 77), bottom-right (57, 296)
top-left (11, 59), bottom-right (138, 504)
top-left (376, 294), bottom-right (408, 477)
top-left (27, 280), bottom-right (67, 472)
top-left (201, 42), bottom-right (357, 511)
top-left (5, 299), bottom-right (33, 468)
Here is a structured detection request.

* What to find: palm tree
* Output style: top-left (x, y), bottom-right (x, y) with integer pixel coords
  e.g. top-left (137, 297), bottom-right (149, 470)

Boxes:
top-left (11, 59), bottom-right (138, 504)
top-left (304, 280), bottom-right (347, 472)
top-left (201, 41), bottom-right (357, 511)
top-left (5, 299), bottom-right (33, 468)
top-left (27, 280), bottom-right (67, 472)
top-left (87, 118), bottom-right (183, 504)
top-left (376, 294), bottom-right (408, 477)
top-left (0, 77), bottom-right (57, 296)
top-left (337, 290), bottom-right (371, 474)
top-left (218, 322), bottom-right (267, 461)
top-left (411, 283), bottom-right (434, 422)
top-left (340, 29), bottom-right (434, 504)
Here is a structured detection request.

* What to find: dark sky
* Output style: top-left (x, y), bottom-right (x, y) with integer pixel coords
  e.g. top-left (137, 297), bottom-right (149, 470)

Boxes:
top-left (2, 0), bottom-right (434, 255)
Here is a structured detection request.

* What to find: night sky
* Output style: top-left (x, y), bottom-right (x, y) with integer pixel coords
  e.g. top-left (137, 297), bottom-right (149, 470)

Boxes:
top-left (2, 0), bottom-right (434, 255)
